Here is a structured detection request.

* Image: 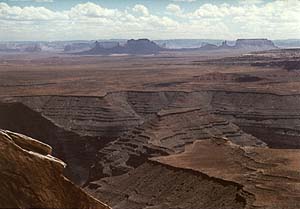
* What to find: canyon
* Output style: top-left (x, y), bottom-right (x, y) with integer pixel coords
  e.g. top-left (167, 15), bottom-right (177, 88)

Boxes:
top-left (1, 48), bottom-right (300, 208)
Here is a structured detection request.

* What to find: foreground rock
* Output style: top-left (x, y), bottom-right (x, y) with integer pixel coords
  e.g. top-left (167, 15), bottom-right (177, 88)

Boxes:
top-left (0, 130), bottom-right (110, 209)
top-left (0, 102), bottom-right (110, 185)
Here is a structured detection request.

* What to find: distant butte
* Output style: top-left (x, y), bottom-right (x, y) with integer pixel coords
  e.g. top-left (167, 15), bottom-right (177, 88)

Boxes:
top-left (81, 39), bottom-right (161, 55)
top-left (80, 38), bottom-right (277, 55)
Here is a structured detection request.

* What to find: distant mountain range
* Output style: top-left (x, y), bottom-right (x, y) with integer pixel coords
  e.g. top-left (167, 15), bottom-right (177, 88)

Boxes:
top-left (79, 38), bottom-right (277, 55)
top-left (155, 39), bottom-right (299, 49)
top-left (79, 39), bottom-right (161, 55)
top-left (0, 39), bottom-right (299, 54)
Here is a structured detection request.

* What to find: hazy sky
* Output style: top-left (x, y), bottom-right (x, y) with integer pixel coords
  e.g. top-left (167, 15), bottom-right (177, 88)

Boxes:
top-left (0, 0), bottom-right (300, 41)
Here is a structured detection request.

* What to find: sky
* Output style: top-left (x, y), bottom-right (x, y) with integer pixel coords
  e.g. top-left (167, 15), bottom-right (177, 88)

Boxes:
top-left (0, 0), bottom-right (300, 41)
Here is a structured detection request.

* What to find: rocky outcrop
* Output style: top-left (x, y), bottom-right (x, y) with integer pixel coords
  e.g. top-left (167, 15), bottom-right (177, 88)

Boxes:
top-left (7, 90), bottom-right (300, 180)
top-left (153, 138), bottom-right (300, 208)
top-left (82, 39), bottom-right (161, 55)
top-left (10, 90), bottom-right (300, 150)
top-left (89, 107), bottom-right (264, 181)
top-left (64, 43), bottom-right (92, 52)
top-left (86, 161), bottom-right (250, 209)
top-left (211, 91), bottom-right (300, 148)
top-left (9, 94), bottom-right (142, 137)
top-left (0, 129), bottom-right (110, 209)
top-left (217, 39), bottom-right (277, 51)
top-left (200, 43), bottom-right (218, 50)
top-left (0, 102), bottom-right (111, 185)
top-left (24, 44), bottom-right (42, 53)
top-left (235, 39), bottom-right (276, 50)
top-left (218, 40), bottom-right (232, 49)
top-left (6, 90), bottom-right (300, 185)
top-left (125, 39), bottom-right (161, 54)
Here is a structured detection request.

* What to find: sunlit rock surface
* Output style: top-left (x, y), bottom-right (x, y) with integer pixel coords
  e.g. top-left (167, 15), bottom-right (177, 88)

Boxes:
top-left (0, 130), bottom-right (110, 209)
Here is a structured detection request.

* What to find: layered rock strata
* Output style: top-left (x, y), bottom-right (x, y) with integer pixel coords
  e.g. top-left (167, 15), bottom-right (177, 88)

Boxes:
top-left (0, 130), bottom-right (110, 209)
top-left (87, 137), bottom-right (300, 209)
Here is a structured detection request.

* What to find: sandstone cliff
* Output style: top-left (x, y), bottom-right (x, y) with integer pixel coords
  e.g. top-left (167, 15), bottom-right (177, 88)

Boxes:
top-left (82, 39), bottom-right (161, 55)
top-left (87, 137), bottom-right (300, 209)
top-left (0, 129), bottom-right (110, 209)
top-left (234, 39), bottom-right (277, 50)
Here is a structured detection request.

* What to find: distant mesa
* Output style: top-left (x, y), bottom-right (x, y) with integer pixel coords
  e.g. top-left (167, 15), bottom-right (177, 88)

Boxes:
top-left (155, 38), bottom-right (277, 52)
top-left (0, 38), bottom-right (280, 55)
top-left (81, 38), bottom-right (277, 55)
top-left (64, 42), bottom-right (92, 52)
top-left (199, 43), bottom-right (219, 50)
top-left (218, 40), bottom-right (232, 50)
top-left (234, 38), bottom-right (277, 50)
top-left (24, 44), bottom-right (42, 53)
top-left (81, 39), bottom-right (161, 55)
top-left (210, 39), bottom-right (277, 51)
top-left (126, 39), bottom-right (161, 54)
top-left (98, 41), bottom-right (120, 49)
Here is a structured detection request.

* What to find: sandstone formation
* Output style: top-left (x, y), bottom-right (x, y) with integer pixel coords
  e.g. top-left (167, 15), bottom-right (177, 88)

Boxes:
top-left (64, 42), bottom-right (92, 52)
top-left (86, 161), bottom-right (250, 209)
top-left (86, 137), bottom-right (300, 209)
top-left (10, 90), bottom-right (300, 151)
top-left (153, 138), bottom-right (300, 209)
top-left (0, 101), bottom-right (110, 185)
top-left (5, 90), bottom-right (300, 184)
top-left (24, 44), bottom-right (42, 53)
top-left (211, 91), bottom-right (300, 148)
top-left (89, 107), bottom-right (264, 181)
top-left (1, 47), bottom-right (300, 209)
top-left (0, 129), bottom-right (110, 209)
top-left (234, 39), bottom-right (277, 50)
top-left (199, 43), bottom-right (218, 50)
top-left (204, 48), bottom-right (300, 71)
top-left (82, 39), bottom-right (161, 55)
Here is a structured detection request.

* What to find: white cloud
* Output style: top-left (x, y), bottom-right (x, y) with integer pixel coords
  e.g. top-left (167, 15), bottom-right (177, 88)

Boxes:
top-left (8, 0), bottom-right (54, 2)
top-left (69, 2), bottom-right (120, 19)
top-left (166, 4), bottom-right (182, 15)
top-left (0, 2), bottom-right (66, 21)
top-left (35, 0), bottom-right (53, 2)
top-left (0, 1), bottom-right (300, 40)
top-left (191, 3), bottom-right (230, 18)
top-left (239, 0), bottom-right (263, 5)
top-left (171, 0), bottom-right (196, 2)
top-left (132, 4), bottom-right (149, 16)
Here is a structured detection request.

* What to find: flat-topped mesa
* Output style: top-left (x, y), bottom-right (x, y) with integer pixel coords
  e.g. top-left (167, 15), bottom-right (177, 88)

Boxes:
top-left (0, 129), bottom-right (110, 209)
top-left (126, 39), bottom-right (161, 54)
top-left (82, 39), bottom-right (162, 55)
top-left (235, 39), bottom-right (277, 50)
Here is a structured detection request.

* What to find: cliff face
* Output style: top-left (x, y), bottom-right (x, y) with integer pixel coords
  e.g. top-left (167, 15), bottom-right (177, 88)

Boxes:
top-left (235, 39), bottom-right (276, 50)
top-left (0, 129), bottom-right (110, 209)
top-left (82, 39), bottom-right (161, 55)
top-left (153, 138), bottom-right (300, 209)
top-left (86, 161), bottom-right (250, 209)
top-left (0, 102), bottom-right (109, 185)
top-left (87, 137), bottom-right (300, 209)
top-left (125, 39), bottom-right (161, 54)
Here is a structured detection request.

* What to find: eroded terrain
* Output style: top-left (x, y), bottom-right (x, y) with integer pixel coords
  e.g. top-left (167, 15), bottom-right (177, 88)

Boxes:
top-left (1, 49), bottom-right (300, 208)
